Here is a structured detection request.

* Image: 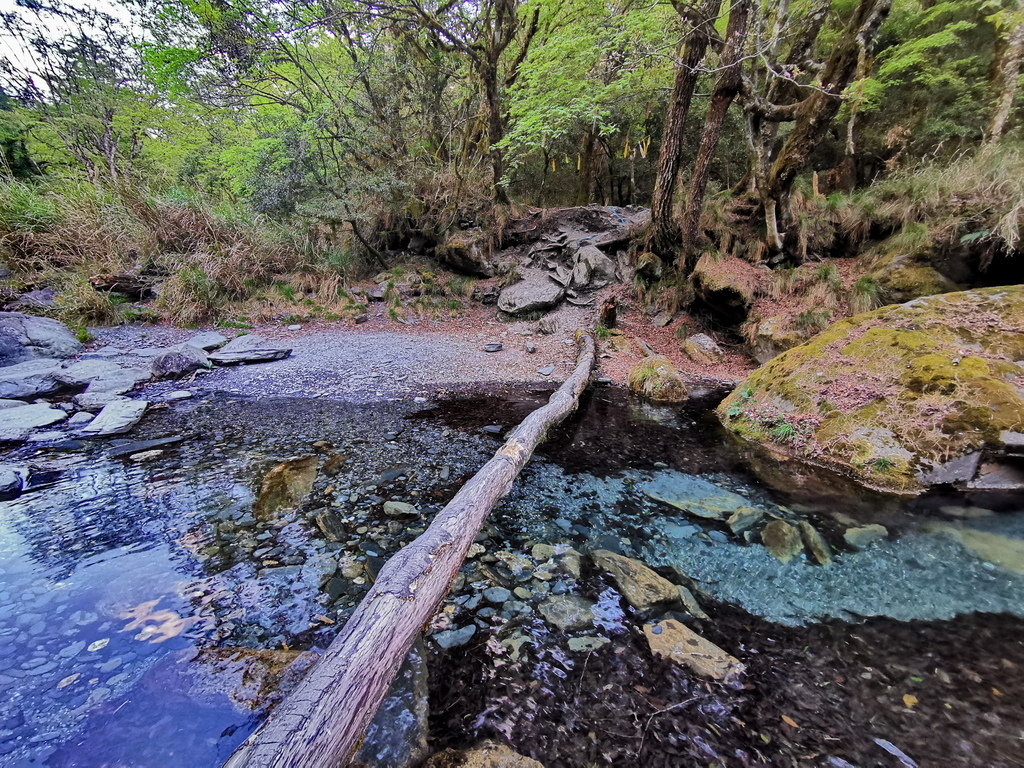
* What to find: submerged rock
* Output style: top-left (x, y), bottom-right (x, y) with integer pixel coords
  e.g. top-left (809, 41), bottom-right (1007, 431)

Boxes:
top-left (433, 625), bottom-right (477, 649)
top-left (644, 619), bottom-right (744, 680)
top-left (0, 312), bottom-right (82, 367)
top-left (718, 286), bottom-right (1024, 493)
top-left (591, 550), bottom-right (678, 611)
top-left (799, 521), bottom-right (833, 565)
top-left (254, 456), bottom-right (318, 517)
top-left (539, 595), bottom-right (594, 631)
top-left (641, 472), bottom-right (748, 520)
top-left (843, 524), bottom-right (888, 549)
top-left (422, 741), bottom-right (542, 768)
top-left (356, 642), bottom-right (430, 768)
top-left (926, 525), bottom-right (1024, 573)
top-left (761, 520), bottom-right (803, 563)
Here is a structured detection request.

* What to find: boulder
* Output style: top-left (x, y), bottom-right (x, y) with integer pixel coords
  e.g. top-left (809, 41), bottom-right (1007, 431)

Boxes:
top-left (209, 335), bottom-right (292, 365)
top-left (626, 356), bottom-right (688, 402)
top-left (681, 333), bottom-right (724, 365)
top-left (747, 316), bottom-right (809, 365)
top-left (54, 359), bottom-right (125, 388)
top-left (925, 524), bottom-right (1024, 573)
top-left (81, 399), bottom-right (148, 436)
top-left (0, 464), bottom-right (27, 499)
top-left (0, 359), bottom-right (65, 399)
top-left (497, 274), bottom-right (566, 315)
top-left (859, 243), bottom-right (962, 304)
top-left (591, 550), bottom-right (678, 611)
top-left (150, 344), bottom-right (210, 379)
top-left (73, 392), bottom-right (126, 412)
top-left (799, 521), bottom-right (833, 565)
top-left (641, 472), bottom-right (748, 520)
top-left (644, 619), bottom-right (744, 680)
top-left (691, 254), bottom-right (764, 324)
top-left (0, 403), bottom-right (67, 441)
top-left (254, 456), bottom-right (318, 517)
top-left (761, 520), bottom-right (803, 563)
top-left (718, 287), bottom-right (1024, 493)
top-left (0, 312), bottom-right (82, 367)
top-left (577, 245), bottom-right (617, 288)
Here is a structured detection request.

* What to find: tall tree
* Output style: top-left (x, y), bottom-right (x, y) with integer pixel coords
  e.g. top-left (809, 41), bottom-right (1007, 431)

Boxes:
top-left (987, 0), bottom-right (1024, 143)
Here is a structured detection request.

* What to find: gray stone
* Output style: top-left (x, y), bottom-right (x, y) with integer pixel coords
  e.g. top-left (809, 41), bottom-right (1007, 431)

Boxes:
top-left (151, 344), bottom-right (210, 379)
top-left (186, 331), bottom-right (228, 351)
top-left (843, 524), bottom-right (888, 549)
top-left (483, 587), bottom-right (511, 603)
top-left (433, 625), bottom-right (476, 649)
top-left (383, 500), bottom-right (419, 518)
top-left (537, 317), bottom-right (557, 335)
top-left (164, 390), bottom-right (193, 401)
top-left (209, 334), bottom-right (292, 365)
top-left (67, 411), bottom-right (94, 426)
top-left (73, 393), bottom-right (125, 412)
top-left (0, 464), bottom-right (26, 499)
top-left (567, 636), bottom-right (610, 652)
top-left (54, 360), bottom-right (125, 388)
top-left (0, 359), bottom-right (64, 399)
top-left (497, 274), bottom-right (565, 315)
top-left (525, 342), bottom-right (536, 353)
top-left (642, 472), bottom-right (749, 520)
top-left (0, 312), bottom-right (82, 367)
top-left (483, 342), bottom-right (503, 353)
top-left (577, 245), bottom-right (617, 289)
top-left (919, 452), bottom-right (982, 485)
top-left (81, 400), bottom-right (148, 436)
top-left (0, 403), bottom-right (67, 440)
top-left (287, 324), bottom-right (302, 331)
top-left (81, 366), bottom-right (150, 395)
top-left (799, 521), bottom-right (833, 565)
top-left (0, 399), bottom-right (24, 409)
top-left (538, 595), bottom-right (594, 631)
top-left (537, 365), bottom-right (555, 376)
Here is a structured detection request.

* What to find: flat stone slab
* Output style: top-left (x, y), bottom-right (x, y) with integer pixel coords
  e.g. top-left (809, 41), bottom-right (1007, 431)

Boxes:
top-left (209, 334), bottom-right (292, 365)
top-left (81, 400), bottom-right (148, 437)
top-left (497, 274), bottom-right (566, 315)
top-left (187, 331), bottom-right (228, 351)
top-left (641, 471), bottom-right (750, 520)
top-left (0, 403), bottom-right (68, 441)
top-left (0, 359), bottom-right (65, 399)
top-left (0, 312), bottom-right (82, 367)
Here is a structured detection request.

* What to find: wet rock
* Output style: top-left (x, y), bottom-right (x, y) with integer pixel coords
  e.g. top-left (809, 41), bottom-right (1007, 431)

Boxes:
top-left (538, 595), bottom-right (594, 631)
top-left (483, 587), bottom-right (511, 603)
top-left (107, 435), bottom-right (185, 458)
top-left (641, 472), bottom-right (748, 520)
top-left (644, 619), bottom-right (744, 680)
top-left (626, 356), bottom-right (687, 403)
top-left (383, 501), bottom-right (419, 518)
top-left (254, 456), bottom-right (318, 517)
top-left (799, 521), bottom-right (833, 565)
top-left (919, 452), bottom-right (982, 485)
top-left (681, 333), bottom-right (724, 365)
top-left (494, 551), bottom-right (533, 577)
top-left (591, 550), bottom-right (678, 611)
top-left (356, 642), bottom-right (430, 768)
top-left (567, 636), bottom-right (610, 652)
top-left (497, 274), bottom-right (565, 315)
top-left (0, 359), bottom-right (64, 399)
top-left (677, 585), bottom-right (708, 619)
top-left (761, 520), bottom-right (803, 563)
top-left (0, 312), bottom-right (82, 367)
top-left (209, 334), bottom-right (292, 365)
top-left (0, 403), bottom-right (67, 440)
top-left (433, 625), bottom-right (477, 649)
top-left (727, 506), bottom-right (763, 533)
top-left (843, 524), bottom-right (888, 549)
top-left (926, 525), bottom-right (1024, 573)
top-left (187, 331), bottom-right (228, 351)
top-left (531, 544), bottom-right (555, 561)
top-left (422, 741), bottom-right (542, 768)
top-left (0, 464), bottom-right (26, 499)
top-left (969, 460), bottom-right (1024, 490)
top-left (150, 344), bottom-right (210, 379)
top-left (81, 399), bottom-right (148, 436)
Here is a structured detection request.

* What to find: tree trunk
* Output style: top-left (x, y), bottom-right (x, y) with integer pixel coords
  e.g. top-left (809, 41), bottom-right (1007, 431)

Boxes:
top-left (679, 0), bottom-right (751, 265)
top-left (647, 0), bottom-right (723, 256)
top-left (224, 335), bottom-right (597, 768)
top-left (988, 5), bottom-right (1024, 144)
top-left (483, 64), bottom-right (510, 204)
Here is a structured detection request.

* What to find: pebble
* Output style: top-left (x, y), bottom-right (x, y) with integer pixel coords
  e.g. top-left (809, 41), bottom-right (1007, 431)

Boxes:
top-left (483, 587), bottom-right (511, 603)
top-left (537, 365), bottom-right (555, 376)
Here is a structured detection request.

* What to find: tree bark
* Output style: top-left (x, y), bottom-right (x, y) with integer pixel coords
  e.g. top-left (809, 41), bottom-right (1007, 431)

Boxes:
top-left (224, 334), bottom-right (597, 768)
top-left (988, 4), bottom-right (1024, 144)
top-left (679, 0), bottom-right (751, 265)
top-left (647, 0), bottom-right (723, 256)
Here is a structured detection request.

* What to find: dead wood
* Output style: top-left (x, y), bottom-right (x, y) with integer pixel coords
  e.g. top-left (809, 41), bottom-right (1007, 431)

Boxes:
top-left (224, 333), bottom-right (597, 768)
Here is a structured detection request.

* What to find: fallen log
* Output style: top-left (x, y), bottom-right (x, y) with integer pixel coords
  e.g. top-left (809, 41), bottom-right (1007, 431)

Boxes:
top-left (225, 332), bottom-right (597, 768)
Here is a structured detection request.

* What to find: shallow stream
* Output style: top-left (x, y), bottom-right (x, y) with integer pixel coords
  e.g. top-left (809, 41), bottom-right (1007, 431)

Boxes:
top-left (0, 387), bottom-right (1021, 766)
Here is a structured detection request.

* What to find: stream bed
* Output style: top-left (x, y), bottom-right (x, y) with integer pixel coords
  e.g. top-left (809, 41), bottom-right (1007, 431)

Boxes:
top-left (0, 386), bottom-right (1021, 766)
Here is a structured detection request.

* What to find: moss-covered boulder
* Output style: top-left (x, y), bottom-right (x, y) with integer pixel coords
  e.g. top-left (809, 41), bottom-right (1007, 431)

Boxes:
top-left (627, 355), bottom-right (688, 402)
top-left (717, 286), bottom-right (1024, 493)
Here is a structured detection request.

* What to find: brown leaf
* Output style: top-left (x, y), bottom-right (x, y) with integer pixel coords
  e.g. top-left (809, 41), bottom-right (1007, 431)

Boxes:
top-left (781, 714), bottom-right (800, 729)
top-left (903, 694), bottom-right (918, 708)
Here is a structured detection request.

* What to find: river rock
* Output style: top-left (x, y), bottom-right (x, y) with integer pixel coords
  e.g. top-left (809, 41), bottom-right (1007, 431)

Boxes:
top-left (681, 333), bottom-right (725, 365)
top-left (718, 286), bottom-right (1024, 493)
top-left (641, 472), bottom-right (748, 520)
top-left (497, 274), bottom-right (565, 315)
top-left (0, 463), bottom-right (27, 499)
top-left (209, 335), bottom-right (292, 365)
top-left (150, 344), bottom-right (210, 379)
top-left (0, 312), bottom-right (82, 367)
top-left (0, 403), bottom-right (67, 440)
top-left (433, 625), bottom-right (476, 649)
top-left (81, 399), bottom-right (148, 436)
top-left (73, 392), bottom-right (125, 412)
top-left (626, 356), bottom-right (687, 402)
top-left (187, 331), bottom-right (228, 351)
top-left (67, 411), bottom-right (95, 426)
top-left (761, 520), bottom-right (803, 562)
top-left (356, 642), bottom-right (430, 768)
top-left (644, 619), bottom-right (744, 680)
top-left (538, 595), bottom-right (594, 631)
top-left (0, 359), bottom-right (65, 399)
top-left (727, 506), bottom-right (763, 533)
top-left (843, 524), bottom-right (888, 549)
top-left (383, 500), bottom-right (419, 518)
top-left (799, 521), bottom-right (833, 565)
top-left (422, 741), bottom-right (542, 768)
top-left (254, 456), bottom-right (318, 517)
top-left (926, 525), bottom-right (1024, 573)
top-left (591, 550), bottom-right (678, 611)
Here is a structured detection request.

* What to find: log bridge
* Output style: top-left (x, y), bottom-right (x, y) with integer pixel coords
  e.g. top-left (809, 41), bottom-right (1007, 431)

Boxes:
top-left (226, 332), bottom-right (596, 767)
